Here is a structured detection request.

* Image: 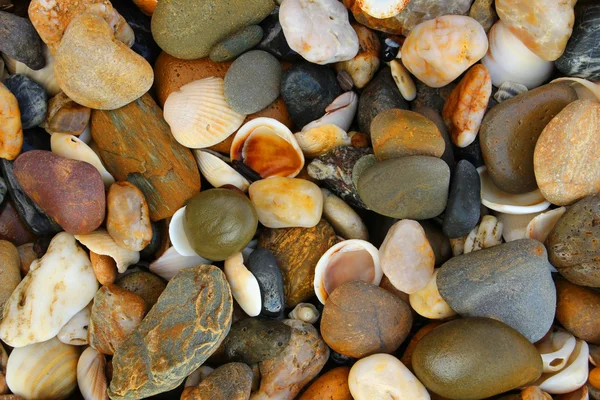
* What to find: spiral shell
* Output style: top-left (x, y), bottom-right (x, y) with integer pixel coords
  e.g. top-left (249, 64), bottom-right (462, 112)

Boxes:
top-left (224, 252), bottom-right (262, 317)
top-left (149, 246), bottom-right (211, 281)
top-left (163, 77), bottom-right (246, 149)
top-left (77, 347), bottom-right (108, 400)
top-left (74, 229), bottom-right (140, 273)
top-left (288, 303), bottom-right (320, 324)
top-left (194, 150), bottom-right (249, 191)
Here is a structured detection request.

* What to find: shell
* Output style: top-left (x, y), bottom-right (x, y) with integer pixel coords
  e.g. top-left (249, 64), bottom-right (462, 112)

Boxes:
top-left (74, 229), bottom-right (140, 273)
top-left (389, 59), bottom-right (416, 101)
top-left (481, 21), bottom-right (554, 89)
top-left (551, 78), bottom-right (600, 103)
top-left (321, 188), bottom-right (368, 240)
top-left (163, 77), bottom-right (246, 149)
top-left (314, 239), bottom-right (382, 304)
top-left (231, 117), bottom-right (305, 178)
top-left (77, 347), bottom-right (108, 400)
top-left (478, 166), bottom-right (551, 214)
top-left (357, 0), bottom-right (409, 19)
top-left (294, 124), bottom-right (351, 158)
top-left (288, 303), bottom-right (320, 324)
top-left (409, 269), bottom-right (457, 319)
top-left (168, 206), bottom-right (197, 257)
top-left (57, 302), bottom-right (92, 346)
top-left (493, 81), bottom-right (529, 103)
top-left (193, 150), bottom-right (249, 191)
top-left (50, 133), bottom-right (115, 187)
top-left (535, 339), bottom-right (589, 394)
top-left (224, 252), bottom-right (262, 317)
top-left (184, 366), bottom-right (214, 388)
top-left (536, 327), bottom-right (577, 373)
top-left (495, 211), bottom-right (542, 242)
top-left (463, 215), bottom-right (503, 254)
top-left (6, 337), bottom-right (79, 400)
top-left (2, 44), bottom-right (61, 96)
top-left (526, 207), bottom-right (567, 243)
top-left (303, 92), bottom-right (359, 132)
top-left (149, 246), bottom-right (211, 281)
top-left (449, 236), bottom-right (465, 257)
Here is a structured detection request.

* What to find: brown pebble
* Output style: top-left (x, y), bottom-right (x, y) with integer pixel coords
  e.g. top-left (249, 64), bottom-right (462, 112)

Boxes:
top-left (181, 363), bottom-right (252, 400)
top-left (298, 366), bottom-right (352, 400)
top-left (89, 251), bottom-right (117, 286)
top-left (556, 278), bottom-right (600, 344)
top-left (115, 271), bottom-right (166, 308)
top-left (0, 241), bottom-right (21, 314)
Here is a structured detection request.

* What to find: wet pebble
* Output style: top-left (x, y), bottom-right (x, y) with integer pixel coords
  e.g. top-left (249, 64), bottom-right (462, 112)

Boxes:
top-left (4, 74), bottom-right (47, 130)
top-left (210, 25), bottom-right (264, 62)
top-left (334, 23), bottom-right (380, 89)
top-left (223, 318), bottom-right (292, 364)
top-left (0, 11), bottom-right (44, 70)
top-left (442, 160), bottom-right (481, 239)
top-left (182, 362), bottom-right (253, 400)
top-left (246, 248), bottom-right (286, 318)
top-left (299, 366), bottom-right (351, 400)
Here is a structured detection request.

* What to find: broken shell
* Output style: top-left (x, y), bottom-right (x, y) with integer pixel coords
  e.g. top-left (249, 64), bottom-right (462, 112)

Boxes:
top-left (314, 239), bottom-right (382, 304)
top-left (294, 125), bottom-right (351, 158)
top-left (288, 303), bottom-right (320, 324)
top-left (409, 269), bottom-right (457, 320)
top-left (535, 339), bottom-right (589, 394)
top-left (357, 0), bottom-right (409, 19)
top-left (478, 166), bottom-right (551, 214)
top-left (536, 327), bottom-right (577, 373)
top-left (224, 252), bottom-right (262, 317)
top-left (231, 117), bottom-right (304, 178)
top-left (50, 133), bottom-right (115, 187)
top-left (495, 211), bottom-right (541, 242)
top-left (389, 59), bottom-right (416, 101)
top-left (0, 82), bottom-right (23, 161)
top-left (449, 237), bottom-right (466, 257)
top-left (481, 21), bottom-right (554, 89)
top-left (334, 24), bottom-right (380, 89)
top-left (321, 188), bottom-right (368, 240)
top-left (493, 81), bottom-right (529, 103)
top-left (302, 91), bottom-right (359, 132)
top-left (149, 246), bottom-right (211, 281)
top-left (463, 215), bottom-right (503, 254)
top-left (163, 77), bottom-right (246, 149)
top-left (168, 206), bottom-right (197, 257)
top-left (77, 347), bottom-right (108, 400)
top-left (2, 44), bottom-right (61, 96)
top-left (194, 150), bottom-right (249, 191)
top-left (6, 337), bottom-right (79, 400)
top-left (526, 207), bottom-right (567, 243)
top-left (74, 229), bottom-right (140, 273)
top-left (57, 302), bottom-right (92, 346)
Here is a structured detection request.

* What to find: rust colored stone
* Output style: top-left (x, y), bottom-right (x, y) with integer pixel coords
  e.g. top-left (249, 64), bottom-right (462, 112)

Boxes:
top-left (90, 251), bottom-right (117, 286)
top-left (590, 367), bottom-right (600, 390)
top-left (298, 366), bottom-right (352, 400)
top-left (401, 321), bottom-right (444, 371)
top-left (133, 0), bottom-right (158, 16)
top-left (555, 278), bottom-right (600, 344)
top-left (0, 201), bottom-right (36, 246)
top-left (181, 363), bottom-right (252, 400)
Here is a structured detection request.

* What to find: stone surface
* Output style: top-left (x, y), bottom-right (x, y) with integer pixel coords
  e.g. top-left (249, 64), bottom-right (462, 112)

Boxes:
top-left (299, 366), bottom-right (352, 400)
top-left (437, 239), bottom-right (556, 342)
top-left (546, 194), bottom-right (600, 287)
top-left (246, 248), bottom-right (286, 318)
top-left (0, 241), bottom-right (20, 315)
top-left (555, 278), bottom-right (600, 344)
top-left (357, 156), bottom-right (450, 219)
top-left (0, 11), bottom-right (44, 70)
top-left (113, 0), bottom-right (162, 65)
top-left (413, 318), bottom-right (543, 399)
top-left (183, 363), bottom-right (253, 400)
top-left (89, 284), bottom-right (148, 355)
top-left (257, 11), bottom-right (301, 61)
top-left (321, 280), bottom-right (412, 358)
top-left (91, 93), bottom-right (200, 221)
top-left (115, 271), bottom-right (166, 309)
top-left (412, 106), bottom-right (455, 170)
top-left (0, 178), bottom-right (6, 207)
top-left (534, 100), bottom-right (600, 206)
top-left (90, 251), bottom-right (117, 286)
top-left (41, 91), bottom-right (90, 135)
top-left (109, 265), bottom-right (233, 400)
top-left (107, 181), bottom-right (152, 252)
top-left (469, 0), bottom-right (498, 32)
top-left (3, 74), bottom-right (47, 130)
top-left (151, 0), bottom-right (274, 60)
top-left (258, 219), bottom-right (338, 307)
top-left (223, 318), bottom-right (292, 364)
top-left (443, 160), bottom-right (481, 238)
top-left (210, 25), bottom-right (264, 62)
top-left (480, 82), bottom-right (578, 194)
top-left (0, 83), bottom-right (23, 161)
top-left (0, 201), bottom-right (36, 246)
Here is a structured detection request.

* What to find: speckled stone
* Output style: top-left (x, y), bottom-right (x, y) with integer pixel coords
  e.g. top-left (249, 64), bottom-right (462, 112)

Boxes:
top-left (442, 160), bottom-right (481, 238)
top-left (210, 25), bottom-right (264, 62)
top-left (182, 363), bottom-right (253, 400)
top-left (115, 271), bottom-right (166, 308)
top-left (4, 75), bottom-right (47, 129)
top-left (0, 11), bottom-right (44, 70)
top-left (469, 0), bottom-right (498, 32)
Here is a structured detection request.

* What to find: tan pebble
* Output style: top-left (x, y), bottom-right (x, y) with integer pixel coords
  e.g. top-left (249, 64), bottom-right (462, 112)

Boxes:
top-left (41, 92), bottom-right (90, 136)
top-left (521, 386), bottom-right (553, 399)
top-left (389, 59), bottom-right (416, 101)
top-left (0, 345), bottom-right (7, 395)
top-left (107, 181), bottom-right (152, 251)
top-left (90, 251), bottom-right (117, 285)
top-left (16, 243), bottom-right (36, 277)
top-left (334, 24), bottom-right (380, 89)
top-left (321, 188), bottom-right (368, 240)
top-left (0, 241), bottom-right (21, 314)
top-left (409, 269), bottom-right (456, 319)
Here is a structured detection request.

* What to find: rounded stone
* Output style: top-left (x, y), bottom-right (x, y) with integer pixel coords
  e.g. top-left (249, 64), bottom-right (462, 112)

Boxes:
top-left (210, 25), bottom-right (264, 62)
top-left (546, 194), bottom-right (600, 287)
top-left (183, 189), bottom-right (258, 261)
top-left (298, 366), bottom-right (352, 400)
top-left (437, 239), bottom-right (556, 343)
top-left (0, 11), bottom-right (44, 70)
top-left (107, 181), bottom-right (152, 252)
top-left (412, 106), bottom-right (456, 171)
top-left (113, 0), bottom-right (162, 65)
top-left (222, 318), bottom-right (292, 364)
top-left (442, 159), bottom-right (481, 238)
top-left (357, 156), bottom-right (450, 220)
top-left (3, 74), bottom-right (47, 130)
top-left (412, 318), bottom-right (543, 399)
top-left (321, 280), bottom-right (412, 358)
top-left (115, 271), bottom-right (167, 308)
top-left (183, 362), bottom-right (253, 400)
top-left (246, 248), bottom-right (285, 318)
top-left (555, 278), bottom-right (600, 344)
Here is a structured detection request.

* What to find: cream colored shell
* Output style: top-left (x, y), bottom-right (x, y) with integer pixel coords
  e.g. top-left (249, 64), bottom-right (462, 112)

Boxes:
top-left (58, 302), bottom-right (92, 346)
top-left (224, 252), bottom-right (262, 317)
top-left (194, 150), bottom-right (249, 191)
top-left (302, 91), bottom-right (358, 132)
top-left (149, 246), bottom-right (211, 281)
top-left (168, 206), bottom-right (198, 257)
top-left (77, 346), bottom-right (109, 400)
top-left (75, 229), bottom-right (140, 273)
top-left (536, 328), bottom-right (577, 373)
top-left (534, 339), bottom-right (589, 394)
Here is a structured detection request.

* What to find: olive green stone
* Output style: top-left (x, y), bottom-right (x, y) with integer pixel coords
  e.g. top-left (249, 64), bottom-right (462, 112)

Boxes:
top-left (412, 318), bottom-right (542, 400)
top-left (210, 25), bottom-right (264, 62)
top-left (184, 189), bottom-right (258, 261)
top-left (223, 318), bottom-right (292, 364)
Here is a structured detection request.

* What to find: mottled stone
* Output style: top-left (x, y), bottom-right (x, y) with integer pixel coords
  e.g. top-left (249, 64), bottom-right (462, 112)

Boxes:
top-left (257, 11), bottom-right (301, 61)
top-left (183, 363), bottom-right (253, 400)
top-left (210, 25), bottom-right (264, 62)
top-left (4, 74), bottom-right (47, 129)
top-left (469, 0), bottom-right (498, 32)
top-left (223, 318), bottom-right (292, 364)
top-left (91, 93), bottom-right (201, 221)
top-left (0, 11), bottom-right (44, 70)
top-left (109, 265), bottom-right (233, 400)
top-left (443, 160), bottom-right (481, 238)
top-left (555, 278), bottom-right (600, 344)
top-left (0, 241), bottom-right (20, 314)
top-left (107, 181), bottom-right (152, 251)
top-left (0, 83), bottom-right (23, 161)
top-left (115, 271), bottom-right (166, 308)
top-left (246, 248), bottom-right (286, 318)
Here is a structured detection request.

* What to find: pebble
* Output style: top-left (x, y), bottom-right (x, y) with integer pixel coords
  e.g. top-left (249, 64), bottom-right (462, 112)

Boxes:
top-left (299, 366), bottom-right (351, 400)
top-left (41, 92), bottom-right (90, 136)
top-left (109, 265), bottom-right (232, 399)
top-left (469, 0), bottom-right (498, 32)
top-left (182, 362), bottom-right (253, 400)
top-left (0, 83), bottom-right (22, 161)
top-left (480, 82), bottom-right (578, 194)
top-left (0, 201), bottom-right (36, 247)
top-left (389, 59), bottom-right (416, 101)
top-left (223, 318), bottom-right (292, 364)
top-left (442, 160), bottom-right (481, 238)
top-left (321, 188), bottom-right (368, 240)
top-left (0, 241), bottom-right (20, 314)
top-left (334, 23), bottom-right (380, 89)
top-left (57, 302), bottom-right (91, 345)
top-left (257, 11), bottom-right (301, 61)
top-left (3, 44), bottom-right (60, 97)
top-left (534, 100), bottom-right (600, 206)
top-left (438, 239), bottom-right (556, 343)
top-left (413, 318), bottom-right (543, 399)
top-left (555, 278), bottom-right (600, 345)
top-left (107, 181), bottom-right (152, 252)
top-left (225, 252), bottom-right (262, 317)
top-left (546, 194), bottom-right (600, 287)
top-left (0, 11), bottom-right (44, 70)
top-left (115, 271), bottom-right (166, 309)
top-left (413, 106), bottom-right (456, 171)
top-left (3, 75), bottom-right (47, 130)
top-left (113, 0), bottom-right (162, 65)
top-left (246, 248), bottom-right (286, 318)
top-left (358, 156), bottom-right (450, 219)
top-left (0, 178), bottom-right (6, 208)
top-left (225, 50), bottom-right (281, 114)
top-left (88, 284), bottom-right (148, 355)
top-left (409, 269), bottom-right (457, 319)
top-left (321, 280), bottom-right (412, 358)
top-left (210, 25), bottom-right (264, 62)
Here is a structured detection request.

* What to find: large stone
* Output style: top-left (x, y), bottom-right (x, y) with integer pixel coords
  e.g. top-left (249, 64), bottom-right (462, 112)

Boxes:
top-left (442, 160), bottom-right (481, 238)
top-left (183, 363), bottom-right (253, 400)
top-left (0, 11), bottom-right (44, 70)
top-left (109, 265), bottom-right (233, 400)
top-left (437, 239), bottom-right (556, 342)
top-left (222, 318), bottom-right (292, 364)
top-left (91, 93), bottom-right (200, 221)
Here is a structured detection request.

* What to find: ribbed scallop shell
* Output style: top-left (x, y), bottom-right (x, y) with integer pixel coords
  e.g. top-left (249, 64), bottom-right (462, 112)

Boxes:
top-left (77, 347), bottom-right (108, 400)
top-left (302, 92), bottom-right (358, 132)
top-left (224, 252), bottom-right (262, 317)
top-left (163, 77), bottom-right (246, 149)
top-left (168, 206), bottom-right (197, 257)
top-left (194, 150), bottom-right (249, 191)
top-left (149, 246), bottom-right (211, 281)
top-left (6, 337), bottom-right (79, 400)
top-left (74, 229), bottom-right (139, 273)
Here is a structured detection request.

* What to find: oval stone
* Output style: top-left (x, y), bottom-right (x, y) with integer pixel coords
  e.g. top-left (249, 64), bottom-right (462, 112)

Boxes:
top-left (107, 181), bottom-right (152, 251)
top-left (556, 278), bottom-right (600, 344)
top-left (183, 362), bottom-right (253, 400)
top-left (0, 241), bottom-right (21, 315)
top-left (299, 366), bottom-right (351, 400)
top-left (246, 248), bottom-right (285, 318)
top-left (115, 271), bottom-right (166, 309)
top-left (210, 25), bottom-right (264, 63)
top-left (0, 12), bottom-right (44, 70)
top-left (412, 318), bottom-right (543, 399)
top-left (222, 318), bottom-right (292, 364)
top-left (357, 156), bottom-right (450, 220)
top-left (3, 74), bottom-right (47, 130)
top-left (442, 160), bottom-right (481, 238)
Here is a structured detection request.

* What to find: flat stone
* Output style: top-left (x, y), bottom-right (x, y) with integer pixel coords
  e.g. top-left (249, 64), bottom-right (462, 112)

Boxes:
top-left (257, 11), bottom-right (301, 61)
top-left (223, 318), bottom-right (292, 364)
top-left (182, 363), bottom-right (253, 400)
top-left (0, 11), bottom-right (44, 70)
top-left (115, 271), bottom-right (166, 309)
top-left (443, 160), bottom-right (481, 238)
top-left (210, 25), bottom-right (264, 62)
top-left (4, 75), bottom-right (47, 129)
top-left (246, 248), bottom-right (286, 318)
top-left (555, 278), bottom-right (600, 344)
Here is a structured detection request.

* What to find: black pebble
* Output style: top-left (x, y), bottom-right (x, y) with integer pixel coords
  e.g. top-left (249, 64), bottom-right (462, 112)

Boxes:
top-left (442, 160), bottom-right (481, 238)
top-left (247, 248), bottom-right (286, 319)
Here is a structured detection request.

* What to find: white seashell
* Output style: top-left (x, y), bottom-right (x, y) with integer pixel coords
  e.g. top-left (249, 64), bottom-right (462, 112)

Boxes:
top-left (168, 206), bottom-right (197, 257)
top-left (75, 229), bottom-right (140, 273)
top-left (321, 188), bottom-right (368, 240)
top-left (552, 78), bottom-right (600, 103)
top-left (231, 117), bottom-right (305, 179)
top-left (224, 252), bottom-right (262, 317)
top-left (163, 77), bottom-right (246, 149)
top-left (478, 166), bottom-right (551, 214)
top-left (493, 81), bottom-right (529, 103)
top-left (149, 246), bottom-right (211, 281)
top-left (0, 232), bottom-right (98, 348)
top-left (58, 302), bottom-right (92, 346)
top-left (2, 44), bottom-right (61, 96)
top-left (348, 353), bottom-right (430, 400)
top-left (535, 339), bottom-right (589, 394)
top-left (526, 207), bottom-right (567, 243)
top-left (185, 366), bottom-right (214, 388)
top-left (389, 59), bottom-right (417, 101)
top-left (302, 92), bottom-right (358, 132)
top-left (464, 215), bottom-right (503, 254)
top-left (51, 133), bottom-right (115, 187)
top-left (495, 211), bottom-right (541, 242)
top-left (77, 347), bottom-right (108, 400)
top-left (288, 303), bottom-right (320, 324)
top-left (6, 337), bottom-right (79, 400)
top-left (481, 21), bottom-right (554, 89)
top-left (314, 239), bottom-right (382, 304)
top-left (294, 124), bottom-right (351, 158)
top-left (357, 0), bottom-right (409, 19)
top-left (193, 150), bottom-right (249, 191)
top-left (409, 269), bottom-right (457, 320)
top-left (536, 327), bottom-right (577, 373)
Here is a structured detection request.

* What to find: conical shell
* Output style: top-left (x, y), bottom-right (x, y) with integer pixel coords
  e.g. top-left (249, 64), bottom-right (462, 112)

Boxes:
top-left (58, 302), bottom-right (92, 346)
top-left (526, 207), bottom-right (567, 243)
top-left (289, 303), bottom-right (320, 324)
top-left (535, 339), bottom-right (589, 394)
top-left (224, 252), bottom-right (262, 317)
top-left (536, 327), bottom-right (577, 373)
top-left (302, 92), bottom-right (358, 132)
top-left (6, 337), bottom-right (79, 400)
top-left (194, 150), bottom-right (249, 191)
top-left (149, 246), bottom-right (212, 281)
top-left (294, 124), bottom-right (351, 158)
top-left (77, 347), bottom-right (108, 400)
top-left (75, 229), bottom-right (140, 273)
top-left (51, 133), bottom-right (115, 187)
top-left (163, 77), bottom-right (246, 149)
top-left (168, 206), bottom-right (197, 257)
top-left (2, 44), bottom-right (61, 96)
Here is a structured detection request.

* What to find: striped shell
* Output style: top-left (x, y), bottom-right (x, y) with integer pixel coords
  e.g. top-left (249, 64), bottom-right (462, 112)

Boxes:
top-left (74, 229), bottom-right (140, 273)
top-left (77, 347), bottom-right (108, 400)
top-left (194, 150), bottom-right (249, 191)
top-left (164, 77), bottom-right (246, 149)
